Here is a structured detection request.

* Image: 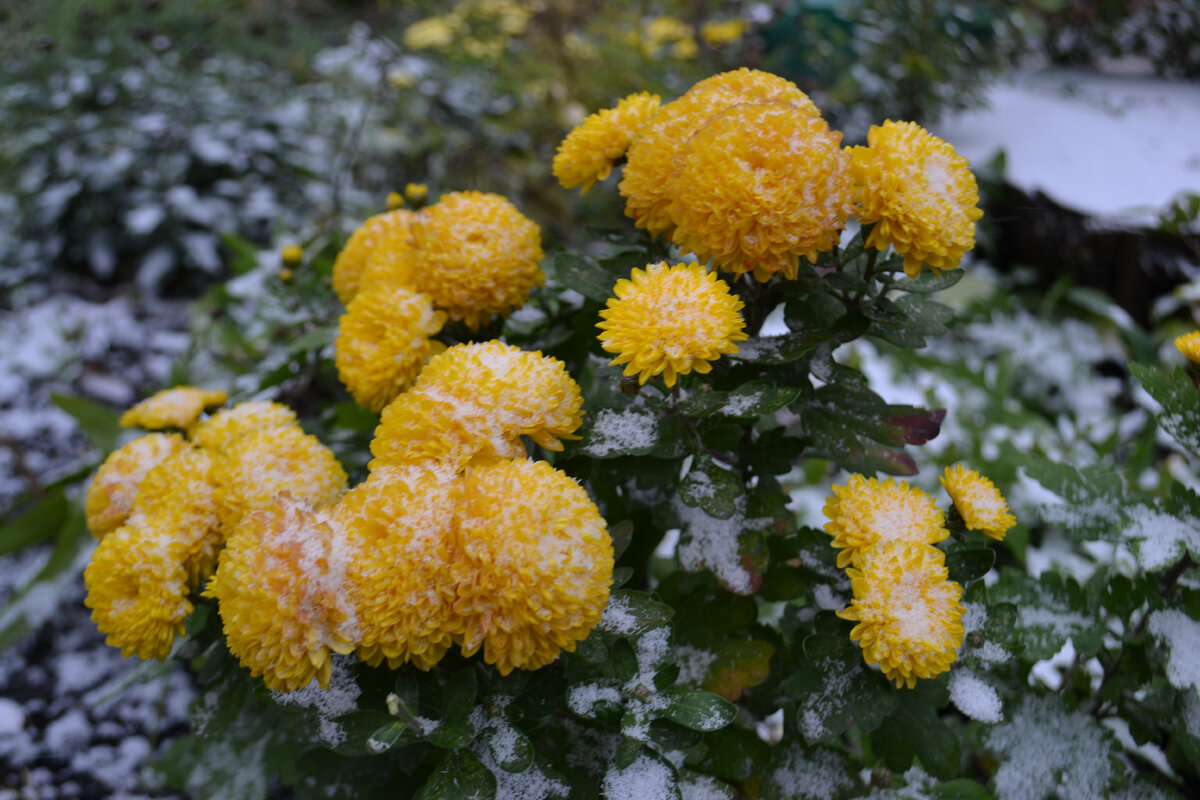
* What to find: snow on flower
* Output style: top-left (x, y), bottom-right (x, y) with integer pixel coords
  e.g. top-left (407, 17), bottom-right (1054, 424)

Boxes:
top-left (1174, 330), bottom-right (1200, 364)
top-left (84, 432), bottom-right (189, 538)
top-left (118, 385), bottom-right (228, 430)
top-left (823, 474), bottom-right (948, 568)
top-left (941, 463), bottom-right (1017, 540)
top-left (597, 262), bottom-right (747, 387)
top-left (847, 119), bottom-right (982, 278)
top-left (331, 209), bottom-right (416, 304)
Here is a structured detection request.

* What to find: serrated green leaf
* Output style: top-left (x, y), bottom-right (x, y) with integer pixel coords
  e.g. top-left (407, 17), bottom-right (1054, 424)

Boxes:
top-left (660, 690), bottom-right (737, 732)
top-left (414, 750), bottom-right (496, 800)
top-left (729, 329), bottom-right (832, 364)
top-left (872, 682), bottom-right (960, 779)
top-left (1131, 363), bottom-right (1200, 457)
top-left (679, 463), bottom-right (744, 521)
top-left (614, 735), bottom-right (642, 770)
top-left (870, 294), bottom-right (955, 348)
top-left (696, 726), bottom-right (771, 782)
top-left (50, 393), bottom-right (122, 452)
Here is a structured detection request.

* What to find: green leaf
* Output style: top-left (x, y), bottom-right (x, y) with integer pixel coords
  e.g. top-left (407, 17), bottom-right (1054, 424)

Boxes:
top-left (365, 721), bottom-right (413, 754)
top-left (426, 721), bottom-right (473, 750)
top-left (331, 402), bottom-right (379, 433)
top-left (598, 590), bottom-right (675, 637)
top-left (717, 382), bottom-right (801, 419)
top-left (1131, 363), bottom-right (1200, 457)
top-left (930, 779), bottom-right (994, 799)
top-left (288, 328), bottom-right (336, 353)
top-left (220, 233), bottom-right (262, 276)
top-left (549, 252), bottom-right (616, 303)
top-left (327, 711), bottom-right (398, 756)
top-left (486, 721), bottom-right (534, 773)
top-left (443, 667), bottom-right (478, 725)
top-left (731, 329), bottom-right (832, 365)
top-left (869, 294), bottom-right (955, 348)
top-left (703, 640), bottom-right (775, 702)
top-left (679, 462), bottom-right (744, 521)
top-left (0, 489), bottom-right (68, 556)
top-left (414, 750), bottom-right (497, 800)
top-left (50, 393), bottom-right (122, 452)
top-left (660, 690), bottom-right (737, 732)
top-left (872, 681), bottom-right (960, 779)
top-left (945, 547), bottom-right (996, 585)
top-left (696, 726), bottom-right (771, 782)
top-left (581, 408), bottom-right (680, 459)
top-left (889, 268), bottom-right (964, 294)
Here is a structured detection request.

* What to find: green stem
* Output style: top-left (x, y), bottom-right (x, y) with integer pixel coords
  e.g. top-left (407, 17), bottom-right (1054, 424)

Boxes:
top-left (852, 249), bottom-right (879, 306)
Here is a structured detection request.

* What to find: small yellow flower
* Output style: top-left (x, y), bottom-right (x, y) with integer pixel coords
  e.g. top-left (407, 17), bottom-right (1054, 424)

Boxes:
top-left (941, 464), bottom-right (1016, 541)
top-left (277, 268), bottom-right (294, 284)
top-left (848, 120), bottom-right (983, 278)
top-left (370, 392), bottom-right (523, 472)
top-left (386, 191), bottom-right (405, 210)
top-left (335, 284), bottom-right (447, 412)
top-left (416, 341), bottom-right (585, 452)
top-left (128, 449), bottom-right (223, 585)
top-left (597, 262), bottom-right (748, 387)
top-left (668, 101), bottom-right (853, 281)
top-left (331, 209), bottom-right (416, 304)
top-left (397, 191), bottom-right (544, 330)
top-left (620, 69), bottom-right (820, 237)
top-left (450, 459), bottom-right (613, 675)
top-left (672, 37), bottom-right (698, 59)
top-left (84, 521), bottom-right (192, 661)
top-left (404, 17), bottom-right (457, 50)
top-left (701, 19), bottom-right (748, 46)
top-left (837, 541), bottom-right (965, 688)
top-left (188, 401), bottom-right (299, 452)
top-left (339, 465), bottom-right (461, 670)
top-left (119, 386), bottom-right (228, 430)
top-left (823, 474), bottom-right (948, 568)
top-left (205, 497), bottom-right (358, 692)
top-left (553, 92), bottom-right (661, 195)
top-left (281, 244), bottom-right (303, 267)
top-left (369, 342), bottom-right (584, 470)
top-left (85, 433), bottom-right (189, 538)
top-left (1175, 331), bottom-right (1200, 364)
top-left (211, 426), bottom-right (348, 533)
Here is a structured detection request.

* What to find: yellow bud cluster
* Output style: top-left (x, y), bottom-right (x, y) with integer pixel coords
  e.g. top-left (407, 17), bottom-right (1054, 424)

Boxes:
top-left (555, 68), bottom-right (981, 282)
top-left (332, 190), bottom-right (543, 412)
top-left (823, 466), bottom-right (1014, 687)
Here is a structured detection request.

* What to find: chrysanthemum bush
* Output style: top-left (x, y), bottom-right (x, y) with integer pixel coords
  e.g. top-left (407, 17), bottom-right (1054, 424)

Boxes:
top-left (7, 66), bottom-right (1200, 799)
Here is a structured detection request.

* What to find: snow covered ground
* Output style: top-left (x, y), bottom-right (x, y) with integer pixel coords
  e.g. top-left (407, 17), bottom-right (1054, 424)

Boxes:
top-left (934, 68), bottom-right (1200, 227)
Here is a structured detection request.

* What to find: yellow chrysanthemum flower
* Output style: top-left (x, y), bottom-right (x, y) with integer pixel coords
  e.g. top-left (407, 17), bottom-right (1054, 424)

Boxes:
top-left (335, 285), bottom-right (447, 413)
top-left (205, 497), bottom-right (358, 692)
top-left (553, 92), bottom-right (662, 194)
top-left (370, 392), bottom-right (522, 472)
top-left (211, 426), bottom-right (348, 533)
top-left (620, 69), bottom-right (820, 236)
top-left (848, 120), bottom-right (983, 278)
top-left (331, 209), bottom-right (416, 304)
top-left (119, 386), bottom-right (228, 430)
top-left (450, 459), bottom-right (613, 675)
top-left (339, 465), bottom-right (461, 670)
top-left (416, 341), bottom-right (585, 452)
top-left (668, 102), bottom-right (853, 281)
top-left (127, 449), bottom-right (223, 585)
top-left (597, 262), bottom-right (748, 387)
top-left (701, 19), bottom-right (748, 46)
top-left (940, 464), bottom-right (1016, 541)
top-left (84, 522), bottom-right (192, 661)
top-left (187, 401), bottom-right (299, 452)
top-left (823, 474), bottom-right (948, 568)
top-left (1175, 331), bottom-right (1200, 364)
top-left (837, 541), bottom-right (965, 688)
top-left (403, 17), bottom-right (457, 50)
top-left (397, 191), bottom-right (545, 329)
top-left (85, 433), bottom-right (189, 538)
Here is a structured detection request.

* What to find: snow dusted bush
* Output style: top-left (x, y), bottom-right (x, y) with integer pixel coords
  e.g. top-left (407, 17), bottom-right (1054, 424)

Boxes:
top-left (4, 52), bottom-right (1200, 800)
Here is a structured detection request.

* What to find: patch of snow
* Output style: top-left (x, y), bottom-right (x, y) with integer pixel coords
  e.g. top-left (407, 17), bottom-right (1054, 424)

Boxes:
top-left (273, 657), bottom-right (361, 747)
top-left (1146, 609), bottom-right (1200, 692)
top-left (602, 752), bottom-right (677, 800)
top-left (767, 746), bottom-right (854, 800)
top-left (948, 668), bottom-right (1003, 723)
